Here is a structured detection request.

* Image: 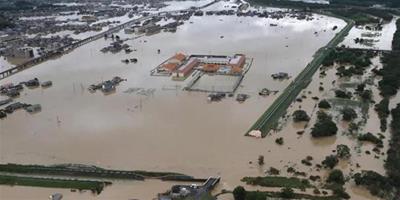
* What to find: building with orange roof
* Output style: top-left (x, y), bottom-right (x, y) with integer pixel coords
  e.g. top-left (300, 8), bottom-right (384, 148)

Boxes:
top-left (157, 53), bottom-right (187, 74)
top-left (231, 66), bottom-right (243, 74)
top-left (170, 53), bottom-right (186, 63)
top-left (162, 63), bottom-right (179, 72)
top-left (202, 63), bottom-right (220, 73)
top-left (173, 58), bottom-right (199, 78)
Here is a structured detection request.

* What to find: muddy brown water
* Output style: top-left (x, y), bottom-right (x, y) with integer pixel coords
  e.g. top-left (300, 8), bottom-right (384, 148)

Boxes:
top-left (0, 13), bottom-right (358, 200)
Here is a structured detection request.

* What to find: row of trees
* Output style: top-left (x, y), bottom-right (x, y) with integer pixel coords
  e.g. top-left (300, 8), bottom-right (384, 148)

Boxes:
top-left (322, 48), bottom-right (373, 69)
top-left (330, 0), bottom-right (400, 7)
top-left (233, 186), bottom-right (295, 200)
top-left (250, 0), bottom-right (400, 9)
top-left (385, 104), bottom-right (400, 196)
top-left (354, 170), bottom-right (396, 198)
top-left (393, 19), bottom-right (400, 50)
top-left (0, 15), bottom-right (13, 30)
top-left (377, 19), bottom-right (400, 97)
top-left (378, 52), bottom-right (400, 97)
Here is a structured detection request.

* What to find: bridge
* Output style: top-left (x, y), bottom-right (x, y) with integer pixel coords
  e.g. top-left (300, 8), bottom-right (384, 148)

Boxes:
top-left (202, 176), bottom-right (220, 190)
top-left (0, 0), bottom-right (219, 80)
top-left (192, 176), bottom-right (220, 199)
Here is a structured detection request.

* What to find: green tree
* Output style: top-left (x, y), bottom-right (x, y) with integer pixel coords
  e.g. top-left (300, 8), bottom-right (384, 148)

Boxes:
top-left (311, 112), bottom-right (338, 137)
top-left (318, 99), bottom-right (331, 109)
top-left (322, 155), bottom-right (339, 169)
top-left (342, 107), bottom-right (357, 121)
top-left (280, 187), bottom-right (295, 198)
top-left (327, 169), bottom-right (345, 185)
top-left (336, 144), bottom-right (351, 159)
top-left (292, 110), bottom-right (310, 122)
top-left (258, 155), bottom-right (264, 166)
top-left (233, 186), bottom-right (246, 200)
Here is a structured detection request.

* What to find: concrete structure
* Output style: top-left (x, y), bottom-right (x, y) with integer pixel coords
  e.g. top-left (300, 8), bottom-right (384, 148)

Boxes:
top-left (158, 53), bottom-right (187, 74)
top-left (229, 54), bottom-right (246, 68)
top-left (173, 58), bottom-right (199, 78)
top-left (158, 177), bottom-right (220, 200)
top-left (191, 54), bottom-right (246, 74)
top-left (49, 193), bottom-right (63, 200)
top-left (25, 104), bottom-right (41, 113)
top-left (153, 53), bottom-right (247, 80)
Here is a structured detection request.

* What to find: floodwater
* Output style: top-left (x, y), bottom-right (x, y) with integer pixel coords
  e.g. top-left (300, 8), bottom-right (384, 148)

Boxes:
top-left (269, 56), bottom-right (389, 200)
top-left (341, 17), bottom-right (399, 50)
top-left (0, 180), bottom-right (178, 200)
top-left (0, 10), bottom-right (346, 200)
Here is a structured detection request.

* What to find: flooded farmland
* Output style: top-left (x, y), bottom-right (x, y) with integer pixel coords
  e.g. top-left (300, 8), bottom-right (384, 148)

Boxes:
top-left (0, 7), bottom-right (350, 200)
top-left (341, 17), bottom-right (399, 51)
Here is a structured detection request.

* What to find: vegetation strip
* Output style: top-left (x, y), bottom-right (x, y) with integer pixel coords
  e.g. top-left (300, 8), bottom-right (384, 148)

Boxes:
top-left (0, 163), bottom-right (190, 181)
top-left (241, 176), bottom-right (311, 189)
top-left (246, 15), bottom-right (354, 137)
top-left (0, 175), bottom-right (109, 194)
top-left (386, 104), bottom-right (400, 197)
top-left (233, 186), bottom-right (339, 200)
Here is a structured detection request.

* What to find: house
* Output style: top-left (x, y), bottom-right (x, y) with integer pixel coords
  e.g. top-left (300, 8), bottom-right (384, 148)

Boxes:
top-left (145, 25), bottom-right (162, 35)
top-left (81, 15), bottom-right (97, 23)
top-left (25, 104), bottom-right (41, 113)
top-left (101, 81), bottom-right (115, 93)
top-left (49, 193), bottom-right (63, 200)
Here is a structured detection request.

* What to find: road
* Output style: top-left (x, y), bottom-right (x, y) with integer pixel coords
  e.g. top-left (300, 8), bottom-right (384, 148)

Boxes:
top-left (246, 16), bottom-right (354, 137)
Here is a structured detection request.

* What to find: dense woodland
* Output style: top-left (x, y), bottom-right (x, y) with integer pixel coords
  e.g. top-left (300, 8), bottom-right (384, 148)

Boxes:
top-left (253, 0), bottom-right (400, 7)
top-left (330, 0), bottom-right (400, 7)
top-left (385, 24), bottom-right (400, 191)
top-left (377, 19), bottom-right (400, 97)
top-left (0, 15), bottom-right (13, 30)
top-left (392, 19), bottom-right (400, 51)
top-left (386, 104), bottom-right (400, 192)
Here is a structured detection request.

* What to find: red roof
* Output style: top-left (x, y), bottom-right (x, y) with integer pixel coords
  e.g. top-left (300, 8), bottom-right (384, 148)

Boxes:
top-left (171, 53), bottom-right (186, 62)
top-left (179, 58), bottom-right (199, 76)
top-left (163, 63), bottom-right (179, 71)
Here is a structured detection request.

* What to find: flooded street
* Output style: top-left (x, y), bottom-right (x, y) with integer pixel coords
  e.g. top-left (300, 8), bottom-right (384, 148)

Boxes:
top-left (0, 11), bottom-right (346, 199)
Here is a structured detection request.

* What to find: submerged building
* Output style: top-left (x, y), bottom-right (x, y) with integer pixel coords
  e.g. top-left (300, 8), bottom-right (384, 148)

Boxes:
top-left (153, 53), bottom-right (246, 78)
top-left (158, 53), bottom-right (187, 74)
top-left (173, 57), bottom-right (199, 79)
